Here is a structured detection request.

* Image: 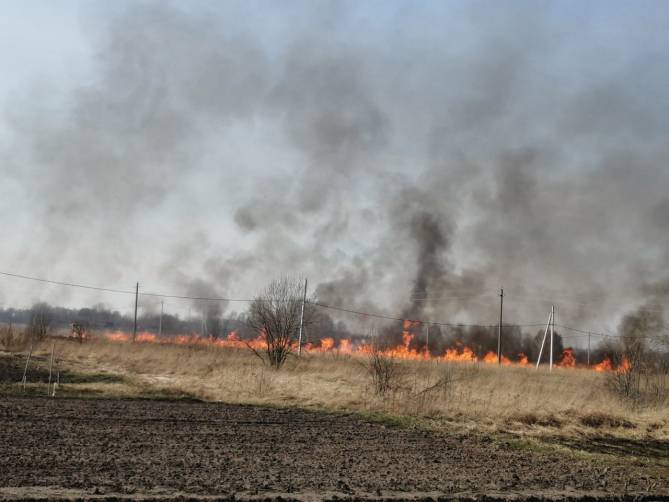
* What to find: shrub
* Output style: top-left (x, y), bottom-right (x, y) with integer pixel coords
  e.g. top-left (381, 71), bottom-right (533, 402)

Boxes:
top-left (365, 349), bottom-right (404, 396)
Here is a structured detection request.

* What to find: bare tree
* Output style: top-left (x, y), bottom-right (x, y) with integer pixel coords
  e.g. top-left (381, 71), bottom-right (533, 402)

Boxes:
top-left (26, 303), bottom-right (52, 345)
top-left (609, 307), bottom-right (663, 403)
top-left (246, 277), bottom-right (313, 369)
top-left (72, 322), bottom-right (89, 344)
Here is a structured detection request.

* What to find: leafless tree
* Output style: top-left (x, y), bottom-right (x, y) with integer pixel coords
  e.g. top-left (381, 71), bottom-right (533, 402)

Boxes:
top-left (246, 277), bottom-right (313, 369)
top-left (608, 308), bottom-right (664, 403)
top-left (26, 303), bottom-right (52, 345)
top-left (72, 322), bottom-right (89, 344)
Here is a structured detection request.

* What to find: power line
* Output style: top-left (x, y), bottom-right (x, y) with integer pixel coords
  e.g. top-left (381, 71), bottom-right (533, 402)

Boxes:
top-left (555, 324), bottom-right (668, 342)
top-left (2, 269), bottom-right (667, 340)
top-left (140, 292), bottom-right (254, 302)
top-left (0, 270), bottom-right (254, 303)
top-left (504, 292), bottom-right (667, 312)
top-left (0, 271), bottom-right (136, 295)
top-left (309, 301), bottom-right (546, 329)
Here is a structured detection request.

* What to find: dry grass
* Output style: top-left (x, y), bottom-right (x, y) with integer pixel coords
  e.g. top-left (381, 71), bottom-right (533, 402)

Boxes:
top-left (9, 337), bottom-right (669, 440)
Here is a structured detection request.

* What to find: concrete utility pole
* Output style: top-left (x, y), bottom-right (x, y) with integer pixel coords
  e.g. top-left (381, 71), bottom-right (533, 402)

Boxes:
top-left (536, 308), bottom-right (553, 369)
top-left (497, 288), bottom-right (504, 364)
top-left (132, 282), bottom-right (139, 342)
top-left (587, 332), bottom-right (591, 368)
top-left (549, 304), bottom-right (555, 372)
top-left (159, 300), bottom-right (163, 338)
top-left (297, 278), bottom-right (308, 356)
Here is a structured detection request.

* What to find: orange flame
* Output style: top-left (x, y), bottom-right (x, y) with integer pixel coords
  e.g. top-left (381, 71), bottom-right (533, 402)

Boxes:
top-left (617, 357), bottom-right (631, 373)
top-left (556, 347), bottom-right (576, 368)
top-left (593, 358), bottom-right (613, 372)
top-left (442, 346), bottom-right (477, 362)
top-left (100, 324), bottom-right (626, 372)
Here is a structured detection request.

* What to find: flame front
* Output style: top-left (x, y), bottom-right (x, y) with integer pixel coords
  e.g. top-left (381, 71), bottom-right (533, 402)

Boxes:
top-left (101, 327), bottom-right (629, 371)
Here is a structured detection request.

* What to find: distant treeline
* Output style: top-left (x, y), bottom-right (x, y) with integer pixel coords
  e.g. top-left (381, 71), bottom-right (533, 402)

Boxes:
top-left (0, 303), bottom-right (618, 365)
top-left (0, 303), bottom-right (356, 344)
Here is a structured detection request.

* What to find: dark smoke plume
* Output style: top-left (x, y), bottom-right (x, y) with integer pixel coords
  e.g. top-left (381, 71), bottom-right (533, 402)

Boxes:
top-left (1, 1), bottom-right (669, 351)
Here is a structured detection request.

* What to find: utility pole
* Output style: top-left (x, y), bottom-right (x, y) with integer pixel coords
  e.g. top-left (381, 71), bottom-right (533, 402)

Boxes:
top-left (425, 323), bottom-right (429, 358)
top-left (47, 342), bottom-right (55, 396)
top-left (159, 301), bottom-right (163, 338)
top-left (132, 282), bottom-right (139, 342)
top-left (497, 288), bottom-right (504, 365)
top-left (297, 278), bottom-right (308, 356)
top-left (536, 308), bottom-right (553, 369)
top-left (549, 304), bottom-right (555, 372)
top-left (587, 332), bottom-right (591, 368)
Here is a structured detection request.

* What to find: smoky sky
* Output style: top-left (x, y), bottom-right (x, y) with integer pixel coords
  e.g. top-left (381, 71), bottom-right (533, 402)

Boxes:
top-left (1, 0), bottom-right (668, 337)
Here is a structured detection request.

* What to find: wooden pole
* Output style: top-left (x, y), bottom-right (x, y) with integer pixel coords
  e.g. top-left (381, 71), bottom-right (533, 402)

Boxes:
top-left (53, 363), bottom-right (59, 397)
top-left (159, 300), bottom-right (163, 338)
top-left (132, 282), bottom-right (139, 342)
top-left (21, 342), bottom-right (33, 391)
top-left (47, 342), bottom-right (55, 395)
top-left (497, 288), bottom-right (503, 365)
top-left (297, 278), bottom-right (308, 356)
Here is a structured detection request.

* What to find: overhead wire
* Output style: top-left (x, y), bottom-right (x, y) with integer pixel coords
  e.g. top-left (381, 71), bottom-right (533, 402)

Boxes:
top-left (2, 269), bottom-right (668, 340)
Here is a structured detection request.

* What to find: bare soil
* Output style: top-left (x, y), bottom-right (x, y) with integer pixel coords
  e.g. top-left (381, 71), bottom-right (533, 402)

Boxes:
top-left (0, 397), bottom-right (667, 501)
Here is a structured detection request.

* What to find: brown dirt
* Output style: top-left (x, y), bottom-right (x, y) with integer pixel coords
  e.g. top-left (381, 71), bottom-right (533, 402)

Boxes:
top-left (0, 397), bottom-right (667, 501)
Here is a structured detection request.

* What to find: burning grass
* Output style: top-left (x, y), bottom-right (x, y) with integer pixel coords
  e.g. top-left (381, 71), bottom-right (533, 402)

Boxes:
top-left (6, 336), bottom-right (667, 446)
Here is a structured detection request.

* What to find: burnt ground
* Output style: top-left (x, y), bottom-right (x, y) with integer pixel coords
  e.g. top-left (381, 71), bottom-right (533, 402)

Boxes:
top-left (0, 398), bottom-right (667, 501)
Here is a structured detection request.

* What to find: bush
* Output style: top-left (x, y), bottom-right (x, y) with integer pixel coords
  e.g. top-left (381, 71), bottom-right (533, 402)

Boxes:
top-left (580, 412), bottom-right (635, 429)
top-left (365, 349), bottom-right (404, 396)
top-left (0, 327), bottom-right (31, 352)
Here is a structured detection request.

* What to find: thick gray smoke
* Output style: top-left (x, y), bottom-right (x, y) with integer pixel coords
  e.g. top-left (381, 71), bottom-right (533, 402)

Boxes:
top-left (2, 1), bottom-right (669, 343)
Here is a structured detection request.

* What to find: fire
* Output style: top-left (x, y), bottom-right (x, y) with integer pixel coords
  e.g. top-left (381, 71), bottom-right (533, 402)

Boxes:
top-left (442, 346), bottom-right (477, 363)
top-left (102, 328), bottom-right (534, 366)
top-left (593, 358), bottom-right (613, 372)
top-left (556, 348), bottom-right (576, 368)
top-left (479, 352), bottom-right (513, 365)
top-left (591, 357), bottom-right (629, 373)
top-left (105, 331), bottom-right (129, 342)
top-left (136, 332), bottom-right (157, 343)
top-left (338, 338), bottom-right (352, 353)
top-left (618, 357), bottom-right (631, 373)
top-left (100, 324), bottom-right (630, 372)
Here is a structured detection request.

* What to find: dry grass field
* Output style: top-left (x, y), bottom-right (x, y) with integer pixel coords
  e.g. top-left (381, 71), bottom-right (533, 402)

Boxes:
top-left (5, 335), bottom-right (667, 442)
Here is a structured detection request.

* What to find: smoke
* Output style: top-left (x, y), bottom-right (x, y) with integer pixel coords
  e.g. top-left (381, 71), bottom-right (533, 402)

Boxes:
top-left (2, 1), bottom-right (669, 345)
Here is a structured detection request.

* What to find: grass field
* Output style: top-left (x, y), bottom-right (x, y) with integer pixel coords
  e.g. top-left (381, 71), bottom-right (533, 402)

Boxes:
top-left (3, 335), bottom-right (667, 443)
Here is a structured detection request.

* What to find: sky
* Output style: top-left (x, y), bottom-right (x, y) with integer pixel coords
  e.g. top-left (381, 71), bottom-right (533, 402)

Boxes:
top-left (0, 0), bottom-right (668, 337)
